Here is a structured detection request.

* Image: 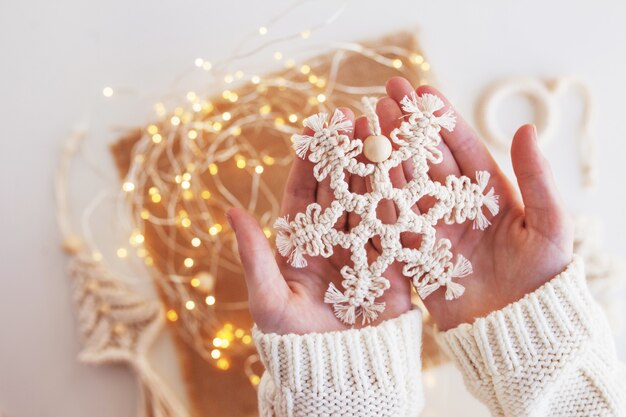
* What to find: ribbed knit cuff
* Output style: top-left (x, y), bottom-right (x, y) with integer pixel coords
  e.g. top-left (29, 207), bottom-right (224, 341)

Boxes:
top-left (436, 256), bottom-right (605, 377)
top-left (253, 310), bottom-right (424, 417)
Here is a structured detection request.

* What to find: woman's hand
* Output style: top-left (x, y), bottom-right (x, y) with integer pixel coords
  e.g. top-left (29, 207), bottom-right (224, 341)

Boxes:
top-left (227, 108), bottom-right (412, 335)
top-left (381, 77), bottom-right (574, 330)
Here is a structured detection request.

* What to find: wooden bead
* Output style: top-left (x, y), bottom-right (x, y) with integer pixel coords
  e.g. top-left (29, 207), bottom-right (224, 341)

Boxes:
top-left (363, 135), bottom-right (392, 163)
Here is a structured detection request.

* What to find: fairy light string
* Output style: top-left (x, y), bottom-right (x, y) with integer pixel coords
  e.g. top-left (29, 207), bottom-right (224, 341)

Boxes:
top-left (80, 2), bottom-right (433, 385)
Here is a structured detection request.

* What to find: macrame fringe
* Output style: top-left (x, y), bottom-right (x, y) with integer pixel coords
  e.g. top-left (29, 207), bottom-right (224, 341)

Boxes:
top-left (417, 282), bottom-right (441, 299)
top-left (473, 171), bottom-right (500, 230)
top-left (444, 280), bottom-right (466, 300)
top-left (451, 254), bottom-right (473, 278)
top-left (292, 134), bottom-right (315, 159)
top-left (324, 283), bottom-right (384, 324)
top-left (302, 112), bottom-right (327, 132)
top-left (328, 108), bottom-right (353, 132)
top-left (274, 216), bottom-right (307, 268)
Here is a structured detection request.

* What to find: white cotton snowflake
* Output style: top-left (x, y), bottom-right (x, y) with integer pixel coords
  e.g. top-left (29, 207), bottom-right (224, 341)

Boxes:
top-left (274, 93), bottom-right (500, 325)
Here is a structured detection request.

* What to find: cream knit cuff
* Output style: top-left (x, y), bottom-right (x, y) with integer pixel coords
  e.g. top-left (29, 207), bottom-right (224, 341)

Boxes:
top-left (435, 257), bottom-right (602, 375)
top-left (253, 310), bottom-right (424, 417)
top-left (435, 257), bottom-right (626, 415)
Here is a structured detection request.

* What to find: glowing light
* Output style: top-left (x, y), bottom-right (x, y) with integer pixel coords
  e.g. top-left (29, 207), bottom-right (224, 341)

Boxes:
top-left (130, 230), bottom-right (145, 245)
top-left (150, 193), bottom-right (161, 203)
top-left (242, 335), bottom-right (252, 345)
top-left (140, 209), bottom-right (150, 220)
top-left (152, 134), bottom-right (162, 144)
top-left (421, 62), bottom-right (431, 71)
top-left (202, 61), bottom-right (212, 71)
top-left (201, 190), bottom-right (212, 199)
top-left (185, 300), bottom-right (195, 310)
top-left (187, 130), bottom-right (198, 140)
top-left (258, 26), bottom-right (267, 35)
top-left (273, 51), bottom-right (283, 60)
top-left (235, 70), bottom-right (243, 79)
top-left (102, 86), bottom-right (114, 97)
top-left (181, 180), bottom-right (191, 190)
top-left (317, 93), bottom-right (327, 103)
top-left (122, 182), bottom-right (135, 192)
top-left (116, 248), bottom-right (128, 258)
top-left (222, 112), bottom-right (232, 121)
top-left (213, 122), bottom-right (223, 131)
top-left (205, 295), bottom-right (216, 305)
top-left (147, 124), bottom-right (159, 135)
top-left (236, 159), bottom-right (246, 169)
top-left (190, 277), bottom-right (201, 287)
top-left (392, 58), bottom-right (403, 68)
top-left (300, 65), bottom-right (311, 75)
top-left (251, 75), bottom-right (260, 84)
top-left (181, 218), bottom-right (191, 227)
top-left (192, 103), bottom-right (202, 112)
top-left (301, 30), bottom-right (311, 39)
top-left (262, 155), bottom-right (275, 165)
top-left (255, 165), bottom-right (264, 174)
top-left (259, 104), bottom-right (271, 115)
top-left (411, 53), bottom-right (424, 64)
top-left (288, 114), bottom-right (298, 123)
top-left (184, 258), bottom-right (194, 268)
top-left (224, 74), bottom-right (234, 84)
top-left (250, 375), bottom-right (261, 385)
top-left (209, 225), bottom-right (220, 235)
top-left (170, 116), bottom-right (181, 126)
top-left (211, 349), bottom-right (221, 359)
top-left (216, 358), bottom-right (230, 370)
top-left (166, 309), bottom-right (179, 322)
top-left (263, 227), bottom-right (272, 238)
top-left (191, 237), bottom-right (201, 247)
top-left (208, 163), bottom-right (218, 175)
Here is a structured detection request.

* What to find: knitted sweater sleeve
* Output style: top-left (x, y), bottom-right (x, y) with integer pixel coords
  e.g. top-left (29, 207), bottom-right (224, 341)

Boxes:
top-left (437, 257), bottom-right (626, 416)
top-left (252, 310), bottom-right (424, 417)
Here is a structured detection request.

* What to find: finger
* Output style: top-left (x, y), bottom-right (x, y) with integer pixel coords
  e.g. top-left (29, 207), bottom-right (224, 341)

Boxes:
top-left (227, 208), bottom-right (289, 305)
top-left (416, 84), bottom-right (501, 177)
top-left (385, 77), bottom-right (461, 185)
top-left (282, 126), bottom-right (317, 217)
top-left (510, 124), bottom-right (568, 233)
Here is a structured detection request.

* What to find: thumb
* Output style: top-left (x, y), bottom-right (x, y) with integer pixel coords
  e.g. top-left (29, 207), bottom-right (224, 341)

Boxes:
top-left (510, 124), bottom-right (567, 233)
top-left (226, 208), bottom-right (289, 311)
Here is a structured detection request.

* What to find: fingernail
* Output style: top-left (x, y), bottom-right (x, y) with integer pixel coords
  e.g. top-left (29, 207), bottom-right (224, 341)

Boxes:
top-left (531, 124), bottom-right (537, 138)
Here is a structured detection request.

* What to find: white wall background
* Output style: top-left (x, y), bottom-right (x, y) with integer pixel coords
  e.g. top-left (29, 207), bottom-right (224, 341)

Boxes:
top-left (1, 1), bottom-right (625, 416)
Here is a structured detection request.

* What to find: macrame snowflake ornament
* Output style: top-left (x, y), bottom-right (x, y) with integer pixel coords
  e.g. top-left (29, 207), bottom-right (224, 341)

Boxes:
top-left (274, 93), bottom-right (500, 325)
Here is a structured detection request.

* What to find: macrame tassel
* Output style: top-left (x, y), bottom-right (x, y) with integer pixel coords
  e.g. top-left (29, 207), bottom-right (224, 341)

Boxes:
top-left (274, 216), bottom-right (294, 257)
top-left (274, 216), bottom-right (307, 267)
top-left (302, 112), bottom-right (328, 132)
top-left (473, 171), bottom-right (500, 230)
top-left (444, 280), bottom-right (466, 300)
top-left (436, 109), bottom-right (457, 132)
top-left (483, 187), bottom-right (500, 216)
top-left (360, 301), bottom-right (386, 324)
top-left (400, 91), bottom-right (421, 114)
top-left (451, 254), bottom-right (473, 278)
top-left (324, 283), bottom-right (357, 324)
top-left (328, 109), bottom-right (353, 133)
top-left (417, 281), bottom-right (442, 299)
top-left (292, 134), bottom-right (315, 159)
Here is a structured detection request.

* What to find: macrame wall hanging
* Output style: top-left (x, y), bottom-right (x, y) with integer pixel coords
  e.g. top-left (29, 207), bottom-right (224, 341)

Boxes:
top-left (275, 93), bottom-right (499, 324)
